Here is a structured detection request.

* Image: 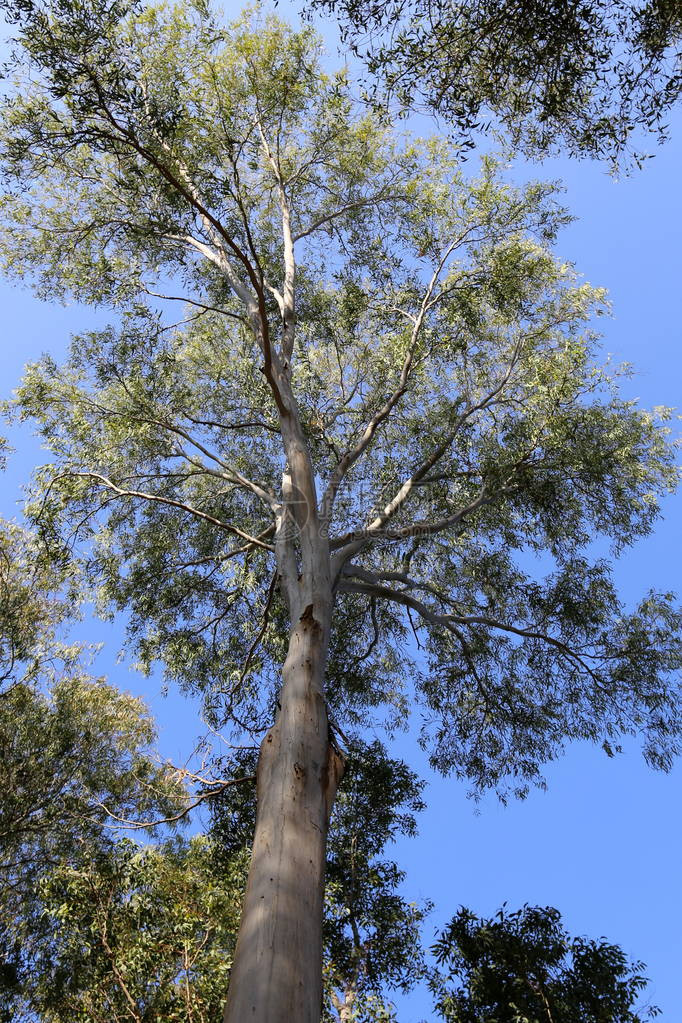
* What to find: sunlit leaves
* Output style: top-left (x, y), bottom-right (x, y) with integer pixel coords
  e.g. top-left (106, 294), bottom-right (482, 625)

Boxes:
top-left (7, 836), bottom-right (246, 1022)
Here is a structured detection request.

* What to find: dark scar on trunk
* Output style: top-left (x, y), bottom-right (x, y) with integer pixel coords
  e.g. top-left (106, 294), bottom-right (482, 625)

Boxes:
top-left (299, 602), bottom-right (323, 633)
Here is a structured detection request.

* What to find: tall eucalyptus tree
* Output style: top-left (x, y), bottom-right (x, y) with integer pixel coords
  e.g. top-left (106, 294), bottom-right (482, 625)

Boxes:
top-left (1, 2), bottom-right (681, 1020)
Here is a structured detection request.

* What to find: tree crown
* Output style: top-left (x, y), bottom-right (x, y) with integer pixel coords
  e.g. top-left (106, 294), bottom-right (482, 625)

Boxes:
top-left (1, 0), bottom-right (681, 799)
top-left (432, 904), bottom-right (660, 1022)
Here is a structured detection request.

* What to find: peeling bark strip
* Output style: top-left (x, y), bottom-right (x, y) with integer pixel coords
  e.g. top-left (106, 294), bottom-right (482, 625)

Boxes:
top-left (324, 734), bottom-right (347, 821)
top-left (224, 600), bottom-right (344, 1023)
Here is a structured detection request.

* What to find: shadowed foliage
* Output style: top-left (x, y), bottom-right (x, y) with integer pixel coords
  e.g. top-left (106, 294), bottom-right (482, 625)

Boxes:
top-left (431, 904), bottom-right (659, 1022)
top-left (309, 0), bottom-right (682, 165)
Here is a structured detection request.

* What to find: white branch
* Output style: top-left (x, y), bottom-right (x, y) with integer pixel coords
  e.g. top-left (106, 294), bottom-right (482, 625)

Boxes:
top-left (292, 191), bottom-right (408, 243)
top-left (256, 119), bottom-right (296, 362)
top-left (330, 335), bottom-right (524, 572)
top-left (330, 484), bottom-right (496, 576)
top-left (321, 241), bottom-right (462, 520)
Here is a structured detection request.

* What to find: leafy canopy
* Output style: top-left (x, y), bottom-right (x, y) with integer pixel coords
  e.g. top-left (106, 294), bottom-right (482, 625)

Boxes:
top-left (308, 0), bottom-right (682, 165)
top-left (0, 515), bottom-right (79, 693)
top-left (1, 0), bottom-right (681, 803)
top-left (0, 511), bottom-right (197, 1020)
top-left (0, 513), bottom-right (187, 921)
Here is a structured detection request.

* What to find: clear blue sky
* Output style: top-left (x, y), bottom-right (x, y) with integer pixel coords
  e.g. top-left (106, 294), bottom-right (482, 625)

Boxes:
top-left (1, 5), bottom-right (681, 1020)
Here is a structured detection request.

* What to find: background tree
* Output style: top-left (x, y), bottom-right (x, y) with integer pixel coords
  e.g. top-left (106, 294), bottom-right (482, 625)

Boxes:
top-left (5, 836), bottom-right (245, 1023)
top-left (0, 510), bottom-right (192, 1018)
top-left (322, 742), bottom-right (427, 1022)
top-left (431, 904), bottom-right (660, 1022)
top-left (307, 0), bottom-right (682, 164)
top-left (2, 2), bottom-right (682, 1020)
top-left (0, 515), bottom-right (188, 914)
top-left (0, 507), bottom-right (76, 698)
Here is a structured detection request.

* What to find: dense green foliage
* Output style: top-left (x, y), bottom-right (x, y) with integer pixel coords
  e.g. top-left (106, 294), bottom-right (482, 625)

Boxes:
top-left (322, 742), bottom-right (427, 1015)
top-left (0, 517), bottom-right (76, 694)
top-left (432, 904), bottom-right (659, 1022)
top-left (309, 0), bottom-right (682, 164)
top-left (5, 836), bottom-right (245, 1023)
top-left (0, 673), bottom-right (184, 909)
top-left (0, 504), bottom-right (198, 1021)
top-left (0, 514), bottom-right (187, 933)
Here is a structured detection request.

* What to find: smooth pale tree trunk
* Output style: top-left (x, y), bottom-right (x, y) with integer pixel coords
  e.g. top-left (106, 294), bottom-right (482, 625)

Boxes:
top-left (223, 597), bottom-right (345, 1023)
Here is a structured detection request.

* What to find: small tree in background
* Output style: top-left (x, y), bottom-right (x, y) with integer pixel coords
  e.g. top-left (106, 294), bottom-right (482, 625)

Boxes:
top-left (6, 837), bottom-right (245, 1023)
top-left (0, 516), bottom-right (187, 926)
top-left (432, 904), bottom-right (660, 1022)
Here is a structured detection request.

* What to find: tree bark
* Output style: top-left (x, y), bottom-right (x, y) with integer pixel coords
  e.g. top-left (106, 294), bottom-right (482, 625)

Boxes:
top-left (223, 597), bottom-right (344, 1023)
